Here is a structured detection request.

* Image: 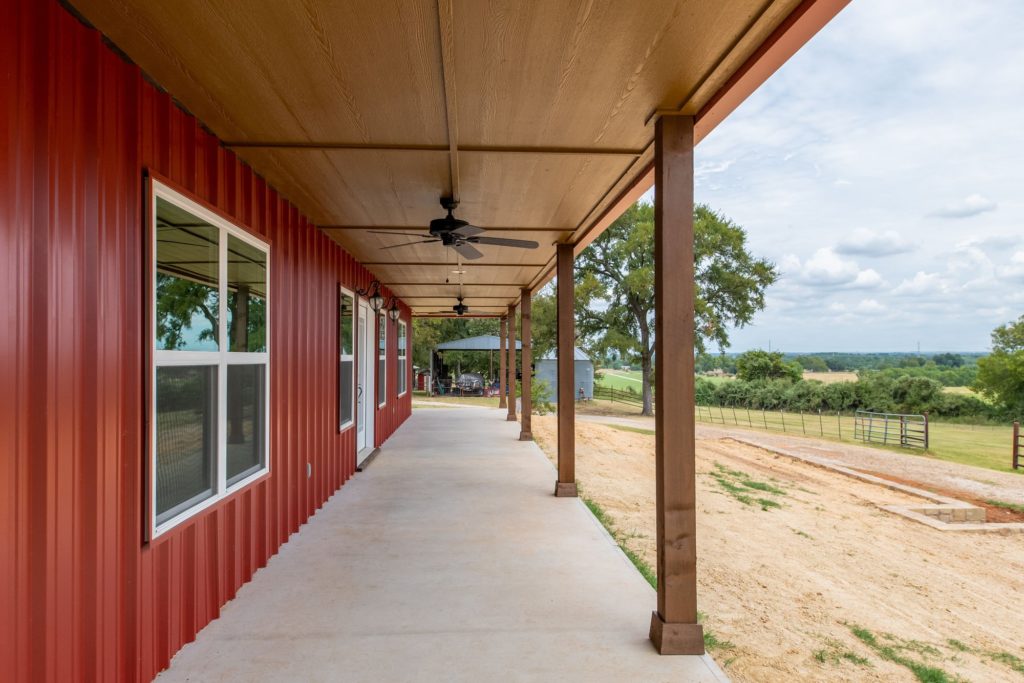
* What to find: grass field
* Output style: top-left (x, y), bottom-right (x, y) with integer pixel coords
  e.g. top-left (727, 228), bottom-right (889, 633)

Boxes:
top-left (803, 371), bottom-right (858, 383)
top-left (594, 369), bottom-right (644, 392)
top-left (696, 405), bottom-right (1020, 474)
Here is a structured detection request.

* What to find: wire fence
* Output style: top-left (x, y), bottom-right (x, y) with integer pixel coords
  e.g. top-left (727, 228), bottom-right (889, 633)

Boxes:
top-left (695, 404), bottom-right (852, 439)
top-left (695, 405), bottom-right (930, 450)
top-left (593, 385), bottom-right (645, 407)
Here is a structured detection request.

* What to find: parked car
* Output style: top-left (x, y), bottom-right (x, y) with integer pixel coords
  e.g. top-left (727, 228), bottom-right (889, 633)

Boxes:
top-left (454, 372), bottom-right (485, 396)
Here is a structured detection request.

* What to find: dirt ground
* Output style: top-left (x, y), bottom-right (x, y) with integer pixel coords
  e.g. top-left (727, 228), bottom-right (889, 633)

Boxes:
top-left (531, 415), bottom-right (1024, 683)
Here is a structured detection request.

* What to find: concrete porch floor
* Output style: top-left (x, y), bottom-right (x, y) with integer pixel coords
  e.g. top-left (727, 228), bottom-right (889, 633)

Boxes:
top-left (157, 407), bottom-right (726, 682)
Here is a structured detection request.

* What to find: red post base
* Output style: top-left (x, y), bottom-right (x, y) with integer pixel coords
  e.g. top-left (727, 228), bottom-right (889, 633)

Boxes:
top-left (649, 611), bottom-right (704, 655)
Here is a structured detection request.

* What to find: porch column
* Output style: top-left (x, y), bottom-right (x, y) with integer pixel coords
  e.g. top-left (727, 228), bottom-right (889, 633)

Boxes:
top-left (554, 243), bottom-right (577, 497)
top-left (506, 303), bottom-right (517, 421)
top-left (499, 316), bottom-right (507, 409)
top-left (649, 114), bottom-right (703, 655)
top-left (519, 288), bottom-right (533, 440)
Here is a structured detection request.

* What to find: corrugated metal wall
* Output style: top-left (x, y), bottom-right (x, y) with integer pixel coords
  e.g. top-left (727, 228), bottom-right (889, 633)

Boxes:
top-left (0, 2), bottom-right (412, 681)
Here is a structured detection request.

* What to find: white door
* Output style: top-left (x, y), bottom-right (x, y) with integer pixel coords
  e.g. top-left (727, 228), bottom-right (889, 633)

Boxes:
top-left (356, 303), bottom-right (375, 460)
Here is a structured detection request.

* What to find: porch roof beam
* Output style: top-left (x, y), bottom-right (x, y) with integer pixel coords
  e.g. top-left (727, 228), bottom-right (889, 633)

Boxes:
top-left (437, 0), bottom-right (461, 202)
top-left (225, 142), bottom-right (644, 157)
top-left (321, 226), bottom-right (567, 233)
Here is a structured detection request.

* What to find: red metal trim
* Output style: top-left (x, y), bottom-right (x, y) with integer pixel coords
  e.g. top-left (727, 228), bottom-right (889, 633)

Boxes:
top-left (146, 169), bottom-right (274, 246)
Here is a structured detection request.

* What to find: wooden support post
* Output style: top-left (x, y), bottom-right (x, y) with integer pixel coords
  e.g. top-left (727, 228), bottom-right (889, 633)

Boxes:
top-left (499, 316), bottom-right (507, 409)
top-left (649, 114), bottom-right (703, 655)
top-left (555, 243), bottom-right (577, 497)
top-left (507, 303), bottom-right (518, 422)
top-left (519, 288), bottom-right (533, 440)
top-left (1013, 421), bottom-right (1020, 470)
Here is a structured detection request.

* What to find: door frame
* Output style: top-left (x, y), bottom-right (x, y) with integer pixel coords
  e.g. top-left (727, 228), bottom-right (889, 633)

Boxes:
top-left (356, 301), bottom-right (375, 462)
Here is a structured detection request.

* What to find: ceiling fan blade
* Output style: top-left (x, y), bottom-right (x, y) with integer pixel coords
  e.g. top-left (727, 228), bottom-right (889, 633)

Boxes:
top-left (469, 236), bottom-right (539, 249)
top-left (452, 224), bottom-right (485, 237)
top-left (380, 239), bottom-right (440, 250)
top-left (452, 242), bottom-right (484, 260)
top-left (367, 230), bottom-right (430, 238)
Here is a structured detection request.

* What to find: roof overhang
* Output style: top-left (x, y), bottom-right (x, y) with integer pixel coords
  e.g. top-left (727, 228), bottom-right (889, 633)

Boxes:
top-left (70, 0), bottom-right (850, 317)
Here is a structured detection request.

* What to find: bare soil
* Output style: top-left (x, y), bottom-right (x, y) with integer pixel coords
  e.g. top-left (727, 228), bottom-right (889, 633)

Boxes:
top-left (532, 415), bottom-right (1024, 683)
top-left (849, 469), bottom-right (1024, 523)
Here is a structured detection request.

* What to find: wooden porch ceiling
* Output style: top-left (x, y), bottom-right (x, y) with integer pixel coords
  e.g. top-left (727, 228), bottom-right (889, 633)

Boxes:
top-left (71, 0), bottom-right (848, 316)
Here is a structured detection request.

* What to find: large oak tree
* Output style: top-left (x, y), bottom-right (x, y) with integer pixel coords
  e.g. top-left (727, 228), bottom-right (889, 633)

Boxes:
top-left (574, 202), bottom-right (776, 415)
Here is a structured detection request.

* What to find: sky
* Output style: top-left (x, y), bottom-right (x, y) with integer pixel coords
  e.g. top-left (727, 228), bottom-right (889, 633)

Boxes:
top-left (664, 0), bottom-right (1024, 353)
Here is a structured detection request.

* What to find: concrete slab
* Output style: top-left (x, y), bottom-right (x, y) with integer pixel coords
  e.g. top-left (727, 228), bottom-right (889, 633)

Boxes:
top-left (157, 407), bottom-right (726, 682)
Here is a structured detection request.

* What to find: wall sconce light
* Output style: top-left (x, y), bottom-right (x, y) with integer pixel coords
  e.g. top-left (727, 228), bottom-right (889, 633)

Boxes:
top-left (387, 299), bottom-right (401, 322)
top-left (357, 280), bottom-right (386, 313)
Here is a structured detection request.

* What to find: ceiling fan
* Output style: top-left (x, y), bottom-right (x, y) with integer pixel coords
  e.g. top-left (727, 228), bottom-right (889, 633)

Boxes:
top-left (426, 295), bottom-right (474, 317)
top-left (369, 197), bottom-right (538, 260)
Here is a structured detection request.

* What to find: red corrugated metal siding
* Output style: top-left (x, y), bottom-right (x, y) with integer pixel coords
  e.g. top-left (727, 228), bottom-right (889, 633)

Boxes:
top-left (1, 2), bottom-right (412, 681)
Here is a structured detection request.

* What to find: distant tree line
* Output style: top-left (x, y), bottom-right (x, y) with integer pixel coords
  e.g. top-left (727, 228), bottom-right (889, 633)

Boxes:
top-left (696, 351), bottom-right (983, 375)
top-left (696, 373), bottom-right (996, 420)
top-left (695, 350), bottom-right (998, 421)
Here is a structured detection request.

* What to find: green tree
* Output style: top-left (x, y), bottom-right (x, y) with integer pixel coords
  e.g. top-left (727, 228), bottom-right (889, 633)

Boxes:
top-left (794, 354), bottom-right (829, 373)
top-left (574, 202), bottom-right (776, 415)
top-left (932, 352), bottom-right (964, 367)
top-left (735, 349), bottom-right (802, 382)
top-left (973, 316), bottom-right (1024, 416)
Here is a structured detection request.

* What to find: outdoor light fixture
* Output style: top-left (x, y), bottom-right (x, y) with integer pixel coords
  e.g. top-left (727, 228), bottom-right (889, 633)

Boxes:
top-left (357, 280), bottom-right (387, 313)
top-left (387, 299), bottom-right (401, 322)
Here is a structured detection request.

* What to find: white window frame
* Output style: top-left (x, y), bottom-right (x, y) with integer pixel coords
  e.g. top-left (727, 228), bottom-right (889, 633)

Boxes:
top-left (397, 320), bottom-right (408, 397)
top-left (377, 313), bottom-right (387, 408)
top-left (339, 285), bottom-right (355, 432)
top-left (150, 180), bottom-right (271, 539)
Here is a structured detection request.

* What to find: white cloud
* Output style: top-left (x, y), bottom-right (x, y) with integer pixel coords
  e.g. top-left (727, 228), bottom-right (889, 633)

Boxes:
top-left (997, 251), bottom-right (1024, 281)
top-left (835, 229), bottom-right (912, 257)
top-left (855, 298), bottom-right (887, 314)
top-left (695, 159), bottom-right (735, 180)
top-left (929, 193), bottom-right (997, 219)
top-left (892, 271), bottom-right (949, 296)
top-left (956, 233), bottom-right (1021, 250)
top-left (782, 248), bottom-right (885, 290)
top-left (850, 269), bottom-right (885, 289)
top-left (794, 248), bottom-right (860, 286)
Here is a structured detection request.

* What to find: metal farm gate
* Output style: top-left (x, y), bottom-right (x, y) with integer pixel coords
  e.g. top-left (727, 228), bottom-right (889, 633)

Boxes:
top-left (853, 410), bottom-right (929, 449)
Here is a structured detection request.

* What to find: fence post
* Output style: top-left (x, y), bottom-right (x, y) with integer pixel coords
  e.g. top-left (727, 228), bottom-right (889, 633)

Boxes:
top-left (762, 409), bottom-right (768, 429)
top-left (900, 414), bottom-right (906, 447)
top-left (747, 408), bottom-right (752, 428)
top-left (923, 411), bottom-right (929, 450)
top-left (732, 406), bottom-right (739, 425)
top-left (883, 414), bottom-right (889, 445)
top-left (719, 405), bottom-right (726, 425)
top-left (1014, 421), bottom-right (1020, 470)
top-left (818, 410), bottom-right (824, 436)
top-left (837, 412), bottom-right (842, 440)
top-left (800, 411), bottom-right (806, 435)
top-left (780, 410), bottom-right (786, 432)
